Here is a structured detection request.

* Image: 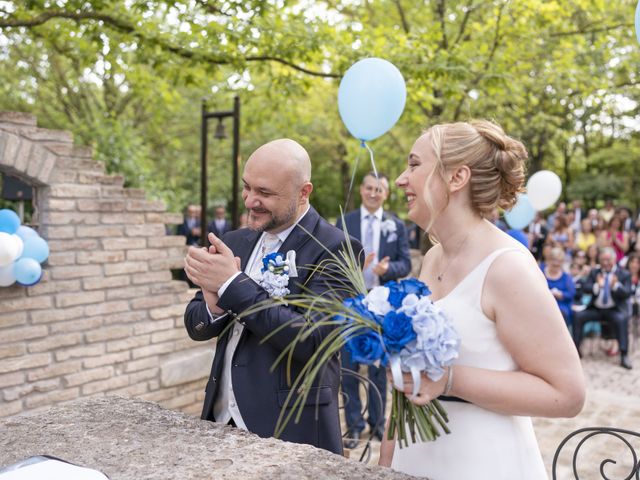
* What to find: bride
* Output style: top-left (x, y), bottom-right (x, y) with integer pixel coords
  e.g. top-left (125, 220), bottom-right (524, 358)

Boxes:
top-left (378, 120), bottom-right (585, 479)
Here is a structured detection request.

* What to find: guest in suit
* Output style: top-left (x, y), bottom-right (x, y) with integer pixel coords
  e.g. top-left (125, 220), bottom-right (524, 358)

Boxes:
top-left (176, 203), bottom-right (202, 246)
top-left (207, 205), bottom-right (232, 238)
top-left (183, 139), bottom-right (361, 455)
top-left (336, 172), bottom-right (412, 447)
top-left (573, 247), bottom-right (633, 369)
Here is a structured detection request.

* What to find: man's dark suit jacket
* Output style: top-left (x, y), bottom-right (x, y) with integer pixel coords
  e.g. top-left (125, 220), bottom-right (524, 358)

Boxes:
top-left (176, 220), bottom-right (200, 246)
top-left (184, 207), bottom-right (360, 455)
top-left (337, 210), bottom-right (412, 283)
top-left (207, 219), bottom-right (232, 238)
top-left (581, 266), bottom-right (631, 312)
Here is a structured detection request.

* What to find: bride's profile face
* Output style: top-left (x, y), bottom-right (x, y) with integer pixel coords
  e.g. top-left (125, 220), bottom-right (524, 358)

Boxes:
top-left (395, 132), bottom-right (446, 228)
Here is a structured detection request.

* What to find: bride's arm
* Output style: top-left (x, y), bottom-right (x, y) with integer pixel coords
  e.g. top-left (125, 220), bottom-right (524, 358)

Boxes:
top-left (378, 416), bottom-right (395, 467)
top-left (448, 250), bottom-right (585, 417)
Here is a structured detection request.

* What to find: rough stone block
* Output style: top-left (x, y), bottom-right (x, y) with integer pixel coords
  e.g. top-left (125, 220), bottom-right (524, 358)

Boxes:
top-left (45, 211), bottom-right (100, 225)
top-left (105, 285), bottom-right (149, 301)
top-left (102, 238), bottom-right (147, 250)
top-left (101, 213), bottom-right (146, 225)
top-left (85, 325), bottom-right (132, 343)
top-left (104, 261), bottom-right (148, 276)
top-left (27, 332), bottom-right (83, 353)
top-left (50, 184), bottom-right (102, 198)
top-left (150, 328), bottom-right (185, 344)
top-left (83, 351), bottom-right (131, 369)
top-left (0, 111), bottom-right (37, 125)
top-left (133, 319), bottom-right (173, 336)
top-left (131, 271), bottom-right (171, 285)
top-left (64, 366), bottom-right (114, 387)
top-left (49, 316), bottom-right (103, 334)
top-left (45, 226), bottom-right (76, 239)
top-left (27, 360), bottom-right (82, 382)
top-left (130, 295), bottom-right (172, 310)
top-left (0, 311), bottom-right (28, 328)
top-left (0, 371), bottom-right (25, 389)
top-left (78, 199), bottom-right (125, 212)
top-left (51, 265), bottom-right (102, 280)
top-left (83, 275), bottom-right (130, 290)
top-left (55, 290), bottom-right (105, 308)
top-left (106, 335), bottom-right (150, 353)
top-left (76, 225), bottom-right (124, 238)
top-left (160, 348), bottom-right (213, 388)
top-left (55, 344), bottom-right (105, 362)
top-left (82, 375), bottom-right (129, 395)
top-left (29, 306), bottom-right (85, 324)
top-left (13, 139), bottom-right (33, 172)
top-left (0, 343), bottom-right (27, 359)
top-left (131, 343), bottom-right (176, 360)
top-left (77, 250), bottom-right (125, 265)
top-left (24, 387), bottom-right (80, 409)
top-left (0, 353), bottom-right (51, 374)
top-left (0, 296), bottom-right (53, 314)
top-left (48, 238), bottom-right (99, 251)
top-left (125, 224), bottom-right (167, 237)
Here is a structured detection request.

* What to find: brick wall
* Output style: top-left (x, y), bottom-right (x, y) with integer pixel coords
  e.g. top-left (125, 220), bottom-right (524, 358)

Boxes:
top-left (0, 112), bottom-right (212, 418)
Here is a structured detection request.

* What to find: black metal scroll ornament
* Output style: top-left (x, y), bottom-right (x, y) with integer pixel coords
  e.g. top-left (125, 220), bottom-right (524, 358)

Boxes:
top-left (552, 427), bottom-right (640, 479)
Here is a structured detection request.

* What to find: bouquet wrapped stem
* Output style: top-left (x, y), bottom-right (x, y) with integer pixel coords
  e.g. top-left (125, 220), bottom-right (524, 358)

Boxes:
top-left (389, 391), bottom-right (450, 447)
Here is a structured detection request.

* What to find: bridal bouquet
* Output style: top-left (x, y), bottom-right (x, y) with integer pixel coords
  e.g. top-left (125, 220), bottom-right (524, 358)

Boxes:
top-left (340, 278), bottom-right (460, 446)
top-left (237, 218), bottom-right (459, 446)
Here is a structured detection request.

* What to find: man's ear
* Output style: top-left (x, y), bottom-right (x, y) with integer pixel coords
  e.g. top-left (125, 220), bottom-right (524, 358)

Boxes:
top-left (300, 182), bottom-right (313, 202)
top-left (449, 166), bottom-right (471, 193)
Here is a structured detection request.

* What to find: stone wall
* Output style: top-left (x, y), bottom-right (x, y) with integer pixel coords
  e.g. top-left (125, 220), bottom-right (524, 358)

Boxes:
top-left (0, 112), bottom-right (211, 418)
top-left (0, 396), bottom-right (416, 479)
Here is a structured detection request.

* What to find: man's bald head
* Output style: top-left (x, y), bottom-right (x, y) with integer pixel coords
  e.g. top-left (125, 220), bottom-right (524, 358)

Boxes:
top-left (241, 139), bottom-right (314, 233)
top-left (246, 139), bottom-right (311, 186)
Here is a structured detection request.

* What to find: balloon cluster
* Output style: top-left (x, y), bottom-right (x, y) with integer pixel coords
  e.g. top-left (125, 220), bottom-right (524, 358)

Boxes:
top-left (504, 170), bottom-right (563, 230)
top-left (0, 209), bottom-right (49, 287)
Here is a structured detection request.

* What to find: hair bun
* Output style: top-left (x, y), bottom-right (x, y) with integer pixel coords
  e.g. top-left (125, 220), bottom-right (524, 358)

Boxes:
top-left (468, 120), bottom-right (527, 212)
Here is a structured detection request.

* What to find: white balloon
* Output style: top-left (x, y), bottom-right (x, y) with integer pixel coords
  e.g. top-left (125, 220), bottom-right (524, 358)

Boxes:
top-left (527, 170), bottom-right (562, 211)
top-left (10, 234), bottom-right (24, 259)
top-left (0, 232), bottom-right (20, 267)
top-left (0, 263), bottom-right (16, 287)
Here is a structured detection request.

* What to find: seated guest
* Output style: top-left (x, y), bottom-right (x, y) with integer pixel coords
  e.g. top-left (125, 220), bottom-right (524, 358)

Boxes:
top-left (572, 247), bottom-right (633, 369)
top-left (207, 205), bottom-right (232, 238)
top-left (542, 247), bottom-right (576, 327)
top-left (177, 203), bottom-right (202, 246)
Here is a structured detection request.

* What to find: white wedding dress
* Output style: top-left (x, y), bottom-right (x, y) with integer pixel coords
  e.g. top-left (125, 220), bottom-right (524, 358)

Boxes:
top-left (391, 248), bottom-right (548, 479)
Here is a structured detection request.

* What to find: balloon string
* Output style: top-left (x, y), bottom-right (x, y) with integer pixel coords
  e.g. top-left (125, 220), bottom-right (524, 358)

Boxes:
top-left (344, 147), bottom-right (362, 211)
top-left (363, 141), bottom-right (379, 181)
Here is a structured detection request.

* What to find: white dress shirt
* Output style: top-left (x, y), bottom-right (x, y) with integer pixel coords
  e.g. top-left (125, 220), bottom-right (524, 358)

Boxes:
top-left (593, 267), bottom-right (619, 310)
top-left (209, 206), bottom-right (309, 428)
top-left (360, 206), bottom-right (383, 289)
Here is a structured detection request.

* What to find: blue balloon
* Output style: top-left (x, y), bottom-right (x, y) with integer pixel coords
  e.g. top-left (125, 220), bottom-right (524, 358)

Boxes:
top-left (16, 225), bottom-right (38, 240)
top-left (0, 209), bottom-right (20, 234)
top-left (636, 0), bottom-right (640, 44)
top-left (21, 236), bottom-right (49, 263)
top-left (507, 229), bottom-right (529, 249)
top-left (338, 58), bottom-right (406, 141)
top-left (504, 194), bottom-right (536, 230)
top-left (14, 258), bottom-right (42, 286)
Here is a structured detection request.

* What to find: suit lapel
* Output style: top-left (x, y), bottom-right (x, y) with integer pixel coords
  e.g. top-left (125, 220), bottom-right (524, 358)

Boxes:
top-left (278, 206), bottom-right (320, 255)
top-left (346, 211), bottom-right (361, 241)
top-left (235, 229), bottom-right (261, 271)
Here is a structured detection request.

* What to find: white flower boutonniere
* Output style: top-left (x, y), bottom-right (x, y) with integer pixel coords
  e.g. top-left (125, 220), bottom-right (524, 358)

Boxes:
top-left (259, 251), bottom-right (296, 298)
top-left (381, 218), bottom-right (397, 242)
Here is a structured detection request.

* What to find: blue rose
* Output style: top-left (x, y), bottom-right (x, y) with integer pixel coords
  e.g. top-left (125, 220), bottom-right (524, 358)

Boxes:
top-left (334, 294), bottom-right (373, 324)
top-left (345, 330), bottom-right (385, 364)
top-left (382, 310), bottom-right (416, 352)
top-left (261, 252), bottom-right (285, 272)
top-left (385, 278), bottom-right (430, 308)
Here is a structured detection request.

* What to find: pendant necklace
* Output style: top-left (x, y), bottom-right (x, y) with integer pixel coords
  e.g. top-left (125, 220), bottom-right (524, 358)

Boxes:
top-left (436, 221), bottom-right (482, 282)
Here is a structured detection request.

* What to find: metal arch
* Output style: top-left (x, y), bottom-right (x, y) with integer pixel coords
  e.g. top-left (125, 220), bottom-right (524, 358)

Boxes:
top-left (552, 427), bottom-right (640, 480)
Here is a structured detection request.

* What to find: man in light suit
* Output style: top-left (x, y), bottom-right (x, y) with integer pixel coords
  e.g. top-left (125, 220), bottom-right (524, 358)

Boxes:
top-left (573, 247), bottom-right (633, 369)
top-left (207, 205), bottom-right (232, 238)
top-left (337, 172), bottom-right (412, 448)
top-left (183, 139), bottom-right (361, 455)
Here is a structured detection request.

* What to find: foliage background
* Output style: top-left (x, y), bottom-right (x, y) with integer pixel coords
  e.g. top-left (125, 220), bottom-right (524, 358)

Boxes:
top-left (1, 0), bottom-right (640, 220)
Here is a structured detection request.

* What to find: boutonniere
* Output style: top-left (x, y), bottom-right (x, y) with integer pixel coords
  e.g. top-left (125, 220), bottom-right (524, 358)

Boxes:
top-left (259, 251), bottom-right (297, 298)
top-left (381, 218), bottom-right (397, 242)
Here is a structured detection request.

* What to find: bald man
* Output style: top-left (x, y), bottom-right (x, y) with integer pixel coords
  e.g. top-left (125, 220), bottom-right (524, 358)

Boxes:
top-left (183, 139), bottom-right (361, 455)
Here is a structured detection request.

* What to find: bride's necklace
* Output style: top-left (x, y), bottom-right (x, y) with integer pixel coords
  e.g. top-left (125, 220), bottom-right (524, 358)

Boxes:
top-left (436, 222), bottom-right (482, 282)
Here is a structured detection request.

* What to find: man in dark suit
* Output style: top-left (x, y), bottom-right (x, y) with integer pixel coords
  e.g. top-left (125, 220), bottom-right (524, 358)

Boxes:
top-left (207, 205), bottom-right (232, 238)
top-left (573, 247), bottom-right (633, 369)
top-left (337, 172), bottom-right (412, 448)
top-left (183, 139), bottom-right (360, 455)
top-left (176, 203), bottom-right (202, 246)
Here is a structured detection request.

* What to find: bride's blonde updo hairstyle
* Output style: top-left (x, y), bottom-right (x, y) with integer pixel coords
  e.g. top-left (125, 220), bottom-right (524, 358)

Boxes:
top-left (426, 119), bottom-right (527, 218)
